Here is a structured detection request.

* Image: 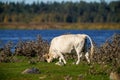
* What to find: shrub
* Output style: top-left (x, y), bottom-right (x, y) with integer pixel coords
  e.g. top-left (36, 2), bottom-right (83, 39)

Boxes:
top-left (0, 41), bottom-right (12, 62)
top-left (93, 34), bottom-right (120, 71)
top-left (14, 35), bottom-right (49, 61)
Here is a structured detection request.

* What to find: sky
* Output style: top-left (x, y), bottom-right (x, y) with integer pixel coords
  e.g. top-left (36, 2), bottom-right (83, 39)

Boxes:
top-left (0, 0), bottom-right (119, 4)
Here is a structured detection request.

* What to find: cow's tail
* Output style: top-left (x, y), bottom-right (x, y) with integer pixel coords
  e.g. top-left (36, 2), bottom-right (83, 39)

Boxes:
top-left (85, 34), bottom-right (94, 59)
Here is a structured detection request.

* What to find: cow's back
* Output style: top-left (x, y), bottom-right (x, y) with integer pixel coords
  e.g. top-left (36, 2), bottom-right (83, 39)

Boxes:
top-left (49, 34), bottom-right (86, 54)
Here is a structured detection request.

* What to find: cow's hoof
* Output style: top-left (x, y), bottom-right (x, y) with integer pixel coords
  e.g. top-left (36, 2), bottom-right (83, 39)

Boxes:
top-left (55, 62), bottom-right (64, 66)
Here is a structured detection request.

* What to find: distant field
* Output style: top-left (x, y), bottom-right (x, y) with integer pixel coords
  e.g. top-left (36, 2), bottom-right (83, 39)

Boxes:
top-left (0, 60), bottom-right (109, 80)
top-left (0, 23), bottom-right (120, 29)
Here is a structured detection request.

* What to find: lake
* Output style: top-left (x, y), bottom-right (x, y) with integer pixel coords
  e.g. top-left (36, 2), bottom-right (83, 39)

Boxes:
top-left (0, 30), bottom-right (120, 48)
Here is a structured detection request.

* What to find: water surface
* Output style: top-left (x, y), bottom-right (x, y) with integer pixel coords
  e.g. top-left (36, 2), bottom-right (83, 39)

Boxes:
top-left (0, 30), bottom-right (119, 47)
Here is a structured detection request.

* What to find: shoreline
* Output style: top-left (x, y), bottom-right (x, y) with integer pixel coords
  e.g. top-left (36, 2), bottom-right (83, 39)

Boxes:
top-left (0, 23), bottom-right (120, 30)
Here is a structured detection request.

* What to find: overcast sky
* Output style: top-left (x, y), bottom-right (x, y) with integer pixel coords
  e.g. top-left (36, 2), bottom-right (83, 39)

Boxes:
top-left (0, 0), bottom-right (118, 4)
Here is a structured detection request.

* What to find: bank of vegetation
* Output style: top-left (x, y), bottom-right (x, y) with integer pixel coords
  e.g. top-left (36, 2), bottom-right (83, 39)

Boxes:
top-left (0, 23), bottom-right (120, 29)
top-left (0, 1), bottom-right (120, 29)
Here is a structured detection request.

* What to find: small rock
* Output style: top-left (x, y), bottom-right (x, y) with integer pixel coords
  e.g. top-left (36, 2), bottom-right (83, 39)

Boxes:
top-left (78, 74), bottom-right (84, 80)
top-left (64, 75), bottom-right (72, 80)
top-left (39, 75), bottom-right (47, 79)
top-left (28, 60), bottom-right (36, 64)
top-left (72, 62), bottom-right (76, 64)
top-left (22, 67), bottom-right (40, 74)
top-left (110, 71), bottom-right (120, 80)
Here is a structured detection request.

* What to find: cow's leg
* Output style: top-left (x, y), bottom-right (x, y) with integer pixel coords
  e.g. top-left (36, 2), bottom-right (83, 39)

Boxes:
top-left (75, 41), bottom-right (85, 65)
top-left (76, 52), bottom-right (82, 65)
top-left (85, 52), bottom-right (90, 63)
top-left (61, 55), bottom-right (66, 64)
top-left (59, 54), bottom-right (66, 64)
top-left (59, 57), bottom-right (62, 62)
top-left (59, 52), bottom-right (66, 64)
top-left (75, 46), bottom-right (83, 65)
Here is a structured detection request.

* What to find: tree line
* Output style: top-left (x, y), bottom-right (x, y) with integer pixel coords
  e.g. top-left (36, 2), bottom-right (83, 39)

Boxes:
top-left (0, 1), bottom-right (120, 23)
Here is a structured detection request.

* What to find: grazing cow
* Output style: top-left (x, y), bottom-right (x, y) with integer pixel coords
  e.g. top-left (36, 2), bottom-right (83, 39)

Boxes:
top-left (43, 34), bottom-right (94, 65)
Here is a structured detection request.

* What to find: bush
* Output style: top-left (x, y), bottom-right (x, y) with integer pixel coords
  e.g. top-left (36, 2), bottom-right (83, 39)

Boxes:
top-left (0, 41), bottom-right (12, 62)
top-left (93, 34), bottom-right (120, 71)
top-left (14, 35), bottom-right (49, 61)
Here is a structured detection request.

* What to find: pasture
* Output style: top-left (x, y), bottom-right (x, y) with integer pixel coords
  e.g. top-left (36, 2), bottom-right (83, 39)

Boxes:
top-left (0, 59), bottom-right (109, 80)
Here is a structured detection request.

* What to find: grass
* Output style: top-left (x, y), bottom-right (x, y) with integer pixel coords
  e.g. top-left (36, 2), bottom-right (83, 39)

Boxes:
top-left (0, 59), bottom-right (109, 80)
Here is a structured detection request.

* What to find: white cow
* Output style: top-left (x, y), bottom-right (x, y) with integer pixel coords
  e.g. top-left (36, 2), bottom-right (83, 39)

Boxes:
top-left (43, 34), bottom-right (94, 65)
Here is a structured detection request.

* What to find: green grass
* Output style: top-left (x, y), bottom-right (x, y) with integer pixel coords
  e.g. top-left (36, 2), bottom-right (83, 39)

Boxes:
top-left (0, 60), bottom-right (109, 80)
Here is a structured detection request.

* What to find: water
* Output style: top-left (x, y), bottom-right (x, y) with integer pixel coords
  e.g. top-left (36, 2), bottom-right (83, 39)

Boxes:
top-left (0, 30), bottom-right (120, 48)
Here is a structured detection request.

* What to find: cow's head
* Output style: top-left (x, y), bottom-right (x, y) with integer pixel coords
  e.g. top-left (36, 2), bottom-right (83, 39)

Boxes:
top-left (43, 53), bottom-right (53, 63)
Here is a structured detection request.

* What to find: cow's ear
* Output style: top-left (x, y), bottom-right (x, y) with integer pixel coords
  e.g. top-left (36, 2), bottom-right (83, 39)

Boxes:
top-left (43, 54), bottom-right (48, 58)
top-left (47, 54), bottom-right (50, 58)
top-left (44, 54), bottom-right (50, 59)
